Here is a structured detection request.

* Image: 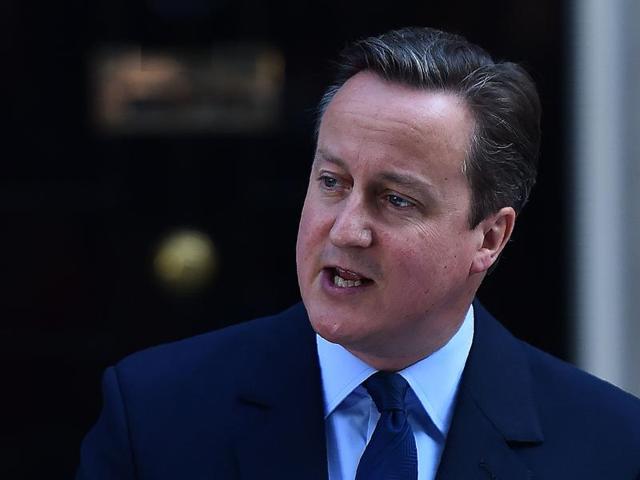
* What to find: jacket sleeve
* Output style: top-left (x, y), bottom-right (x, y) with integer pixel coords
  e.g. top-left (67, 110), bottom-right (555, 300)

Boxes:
top-left (76, 366), bottom-right (136, 480)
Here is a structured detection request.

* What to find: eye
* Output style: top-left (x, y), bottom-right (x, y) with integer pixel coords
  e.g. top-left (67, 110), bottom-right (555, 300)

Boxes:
top-left (387, 194), bottom-right (414, 208)
top-left (318, 174), bottom-right (339, 189)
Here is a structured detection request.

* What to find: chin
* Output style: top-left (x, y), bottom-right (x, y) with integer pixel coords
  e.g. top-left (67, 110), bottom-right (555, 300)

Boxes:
top-left (312, 314), bottom-right (380, 357)
top-left (308, 310), bottom-right (353, 345)
top-left (309, 313), bottom-right (340, 342)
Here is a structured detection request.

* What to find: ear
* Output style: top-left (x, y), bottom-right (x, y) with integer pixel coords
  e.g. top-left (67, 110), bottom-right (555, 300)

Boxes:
top-left (470, 207), bottom-right (516, 274)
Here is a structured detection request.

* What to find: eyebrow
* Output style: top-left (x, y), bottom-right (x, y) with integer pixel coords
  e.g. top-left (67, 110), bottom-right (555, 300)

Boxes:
top-left (314, 149), bottom-right (438, 199)
top-left (313, 150), bottom-right (346, 170)
top-left (378, 171), bottom-right (434, 191)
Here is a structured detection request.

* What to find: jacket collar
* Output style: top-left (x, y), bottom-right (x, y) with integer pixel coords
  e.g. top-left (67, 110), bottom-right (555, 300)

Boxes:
top-left (233, 303), bottom-right (328, 480)
top-left (436, 300), bottom-right (544, 479)
top-left (230, 301), bottom-right (544, 480)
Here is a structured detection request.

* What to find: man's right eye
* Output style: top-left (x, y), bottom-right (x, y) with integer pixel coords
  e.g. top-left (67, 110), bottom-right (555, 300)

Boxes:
top-left (319, 175), bottom-right (338, 189)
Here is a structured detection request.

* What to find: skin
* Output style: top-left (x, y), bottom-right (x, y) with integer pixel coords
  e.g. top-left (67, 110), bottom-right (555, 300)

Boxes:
top-left (296, 71), bottom-right (515, 371)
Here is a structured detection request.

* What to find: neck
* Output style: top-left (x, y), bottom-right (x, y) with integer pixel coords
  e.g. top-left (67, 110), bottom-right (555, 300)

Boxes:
top-left (345, 309), bottom-right (469, 371)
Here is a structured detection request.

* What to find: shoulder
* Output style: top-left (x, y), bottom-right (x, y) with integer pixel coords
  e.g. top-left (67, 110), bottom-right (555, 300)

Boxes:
top-left (112, 302), bottom-right (311, 399)
top-left (517, 341), bottom-right (640, 474)
top-left (522, 341), bottom-right (640, 430)
top-left (473, 300), bottom-right (640, 448)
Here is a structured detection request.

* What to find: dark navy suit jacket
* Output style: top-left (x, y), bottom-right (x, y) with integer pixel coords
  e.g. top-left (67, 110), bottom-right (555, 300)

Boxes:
top-left (77, 302), bottom-right (640, 479)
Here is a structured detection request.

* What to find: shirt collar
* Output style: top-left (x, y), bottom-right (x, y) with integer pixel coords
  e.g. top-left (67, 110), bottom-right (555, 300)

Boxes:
top-left (316, 304), bottom-right (474, 436)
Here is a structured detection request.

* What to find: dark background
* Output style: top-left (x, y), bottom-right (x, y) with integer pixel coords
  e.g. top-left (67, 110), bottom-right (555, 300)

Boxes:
top-left (1, 1), bottom-right (568, 478)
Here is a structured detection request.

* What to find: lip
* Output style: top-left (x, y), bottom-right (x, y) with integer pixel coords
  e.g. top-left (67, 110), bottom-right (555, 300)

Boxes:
top-left (320, 267), bottom-right (375, 296)
top-left (326, 264), bottom-right (373, 281)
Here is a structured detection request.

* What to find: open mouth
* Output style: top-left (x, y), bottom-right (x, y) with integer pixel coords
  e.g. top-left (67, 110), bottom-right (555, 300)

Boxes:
top-left (326, 266), bottom-right (374, 288)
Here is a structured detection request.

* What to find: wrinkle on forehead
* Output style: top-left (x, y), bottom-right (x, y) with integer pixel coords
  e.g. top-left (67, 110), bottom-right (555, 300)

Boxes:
top-left (315, 72), bottom-right (475, 212)
top-left (322, 74), bottom-right (474, 167)
top-left (335, 108), bottom-right (425, 142)
top-left (320, 108), bottom-right (472, 180)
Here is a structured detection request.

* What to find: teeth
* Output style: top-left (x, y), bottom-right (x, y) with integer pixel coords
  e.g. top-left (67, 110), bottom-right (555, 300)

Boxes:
top-left (333, 275), bottom-right (362, 288)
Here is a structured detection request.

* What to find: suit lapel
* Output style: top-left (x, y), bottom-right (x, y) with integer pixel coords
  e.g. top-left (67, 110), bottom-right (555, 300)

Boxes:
top-left (436, 301), bottom-right (544, 480)
top-left (233, 304), bottom-right (328, 480)
top-left (229, 301), bottom-right (544, 479)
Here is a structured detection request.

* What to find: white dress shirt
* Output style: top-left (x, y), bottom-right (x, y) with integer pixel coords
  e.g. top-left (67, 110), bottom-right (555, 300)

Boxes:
top-left (316, 305), bottom-right (474, 480)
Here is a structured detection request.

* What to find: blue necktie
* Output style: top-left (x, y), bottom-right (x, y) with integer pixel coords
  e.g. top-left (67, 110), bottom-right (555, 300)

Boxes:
top-left (355, 371), bottom-right (418, 480)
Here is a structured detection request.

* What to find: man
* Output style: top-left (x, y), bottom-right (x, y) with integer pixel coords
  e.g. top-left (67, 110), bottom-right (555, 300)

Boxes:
top-left (78, 27), bottom-right (640, 479)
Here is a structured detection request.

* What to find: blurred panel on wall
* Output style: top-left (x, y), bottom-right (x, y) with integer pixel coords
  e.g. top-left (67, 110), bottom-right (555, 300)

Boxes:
top-left (92, 44), bottom-right (284, 134)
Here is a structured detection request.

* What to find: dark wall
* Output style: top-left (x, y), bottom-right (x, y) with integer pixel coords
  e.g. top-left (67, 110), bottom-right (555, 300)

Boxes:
top-left (1, 1), bottom-right (568, 477)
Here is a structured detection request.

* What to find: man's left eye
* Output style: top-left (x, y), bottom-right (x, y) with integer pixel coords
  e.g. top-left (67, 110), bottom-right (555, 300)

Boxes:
top-left (387, 194), bottom-right (413, 208)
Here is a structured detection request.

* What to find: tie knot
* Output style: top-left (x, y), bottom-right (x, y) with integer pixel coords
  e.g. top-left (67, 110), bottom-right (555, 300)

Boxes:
top-left (363, 371), bottom-right (410, 412)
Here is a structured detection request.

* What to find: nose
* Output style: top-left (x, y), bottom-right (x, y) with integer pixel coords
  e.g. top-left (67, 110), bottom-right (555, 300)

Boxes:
top-left (329, 194), bottom-right (373, 248)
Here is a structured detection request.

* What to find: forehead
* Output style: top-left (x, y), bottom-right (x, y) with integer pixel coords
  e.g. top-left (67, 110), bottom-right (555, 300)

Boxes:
top-left (317, 71), bottom-right (475, 176)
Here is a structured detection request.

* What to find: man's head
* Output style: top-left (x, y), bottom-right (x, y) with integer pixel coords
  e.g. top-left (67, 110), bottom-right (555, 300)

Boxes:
top-left (318, 27), bottom-right (541, 228)
top-left (296, 27), bottom-right (541, 370)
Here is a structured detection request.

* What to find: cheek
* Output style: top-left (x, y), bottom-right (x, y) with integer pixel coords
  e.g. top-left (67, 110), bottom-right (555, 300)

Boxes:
top-left (297, 207), bottom-right (318, 253)
top-left (300, 203), bottom-right (317, 230)
top-left (296, 200), bottom-right (330, 268)
top-left (299, 195), bottom-right (334, 238)
top-left (383, 241), bottom-right (438, 294)
top-left (385, 232), bottom-right (467, 288)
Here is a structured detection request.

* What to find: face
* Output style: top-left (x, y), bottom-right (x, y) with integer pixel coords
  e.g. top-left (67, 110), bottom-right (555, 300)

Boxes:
top-left (296, 71), bottom-right (494, 368)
